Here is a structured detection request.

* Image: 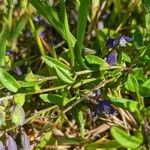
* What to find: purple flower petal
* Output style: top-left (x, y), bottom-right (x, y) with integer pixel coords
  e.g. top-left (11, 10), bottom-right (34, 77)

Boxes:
top-left (6, 134), bottom-right (17, 150)
top-left (107, 50), bottom-right (117, 66)
top-left (21, 130), bottom-right (30, 150)
top-left (119, 36), bottom-right (132, 47)
top-left (98, 100), bottom-right (117, 115)
top-left (0, 141), bottom-right (4, 150)
top-left (6, 50), bottom-right (14, 56)
top-left (106, 38), bottom-right (119, 48)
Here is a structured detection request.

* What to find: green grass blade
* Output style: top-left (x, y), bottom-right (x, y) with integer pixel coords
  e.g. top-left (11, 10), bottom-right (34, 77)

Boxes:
top-left (10, 13), bottom-right (28, 45)
top-left (74, 0), bottom-right (90, 68)
top-left (59, 0), bottom-right (75, 66)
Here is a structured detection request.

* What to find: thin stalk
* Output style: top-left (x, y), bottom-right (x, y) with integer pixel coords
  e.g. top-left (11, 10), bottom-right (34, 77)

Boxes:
top-left (28, 17), bottom-right (46, 56)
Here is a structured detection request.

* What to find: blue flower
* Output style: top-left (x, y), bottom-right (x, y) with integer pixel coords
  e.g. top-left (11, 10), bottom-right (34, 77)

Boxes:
top-left (106, 38), bottom-right (119, 48)
top-left (98, 100), bottom-right (117, 115)
top-left (106, 35), bottom-right (132, 48)
top-left (6, 50), bottom-right (14, 56)
top-left (119, 36), bottom-right (132, 47)
top-left (107, 50), bottom-right (117, 66)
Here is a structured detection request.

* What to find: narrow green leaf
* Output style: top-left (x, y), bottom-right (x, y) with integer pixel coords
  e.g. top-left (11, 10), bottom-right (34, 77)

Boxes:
top-left (85, 140), bottom-right (122, 149)
top-left (111, 126), bottom-right (143, 149)
top-left (0, 68), bottom-right (20, 92)
top-left (74, 0), bottom-right (90, 68)
top-left (85, 55), bottom-right (109, 69)
top-left (40, 94), bottom-right (70, 106)
top-left (11, 105), bottom-right (25, 126)
top-left (59, 0), bottom-right (74, 66)
top-left (55, 67), bottom-right (74, 84)
top-left (125, 74), bottom-right (139, 93)
top-left (42, 56), bottom-right (74, 83)
top-left (10, 13), bottom-right (28, 44)
top-left (42, 56), bottom-right (70, 74)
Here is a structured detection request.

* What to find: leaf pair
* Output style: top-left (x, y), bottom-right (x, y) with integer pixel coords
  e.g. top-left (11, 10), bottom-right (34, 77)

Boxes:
top-left (42, 56), bottom-right (74, 84)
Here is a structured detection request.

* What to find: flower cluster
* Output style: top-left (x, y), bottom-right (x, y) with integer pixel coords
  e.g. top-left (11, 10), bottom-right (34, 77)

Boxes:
top-left (106, 35), bottom-right (132, 48)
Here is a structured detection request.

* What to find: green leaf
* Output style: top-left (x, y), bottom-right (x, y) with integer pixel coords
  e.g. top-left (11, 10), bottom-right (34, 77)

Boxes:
top-left (42, 56), bottom-right (74, 83)
top-left (111, 126), bottom-right (143, 149)
top-left (36, 131), bottom-right (52, 150)
top-left (108, 95), bottom-right (142, 122)
top-left (74, 0), bottom-right (90, 68)
top-left (85, 140), bottom-right (122, 149)
top-left (0, 68), bottom-right (20, 92)
top-left (42, 56), bottom-right (70, 74)
top-left (0, 106), bottom-right (5, 126)
top-left (121, 52), bottom-right (131, 63)
top-left (108, 95), bottom-right (140, 113)
top-left (10, 13), bottom-right (28, 45)
top-left (11, 105), bottom-right (25, 126)
top-left (140, 79), bottom-right (150, 97)
top-left (85, 55), bottom-right (109, 69)
top-left (40, 94), bottom-right (70, 107)
top-left (14, 94), bottom-right (25, 106)
top-left (125, 74), bottom-right (139, 93)
top-left (59, 0), bottom-right (74, 66)
top-left (133, 68), bottom-right (145, 81)
top-left (55, 67), bottom-right (74, 84)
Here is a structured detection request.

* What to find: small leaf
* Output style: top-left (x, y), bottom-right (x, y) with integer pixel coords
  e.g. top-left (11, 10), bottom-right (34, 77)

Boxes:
top-left (11, 105), bottom-right (25, 126)
top-left (111, 126), bottom-right (143, 149)
top-left (140, 79), bottom-right (150, 97)
top-left (42, 56), bottom-right (70, 74)
top-left (108, 95), bottom-right (142, 122)
top-left (0, 68), bottom-right (20, 92)
top-left (14, 94), bottom-right (25, 106)
top-left (40, 94), bottom-right (70, 106)
top-left (125, 74), bottom-right (139, 93)
top-left (121, 52), bottom-right (131, 63)
top-left (21, 130), bottom-right (30, 150)
top-left (36, 131), bottom-right (52, 150)
top-left (85, 55), bottom-right (109, 69)
top-left (0, 141), bottom-right (4, 150)
top-left (6, 134), bottom-right (17, 150)
top-left (55, 67), bottom-right (74, 84)
top-left (85, 140), bottom-right (122, 149)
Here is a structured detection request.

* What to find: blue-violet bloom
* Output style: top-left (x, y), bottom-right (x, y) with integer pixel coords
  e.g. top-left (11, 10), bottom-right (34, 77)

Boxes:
top-left (106, 38), bottom-right (119, 48)
top-left (98, 100), bottom-right (117, 115)
top-left (107, 50), bottom-right (117, 66)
